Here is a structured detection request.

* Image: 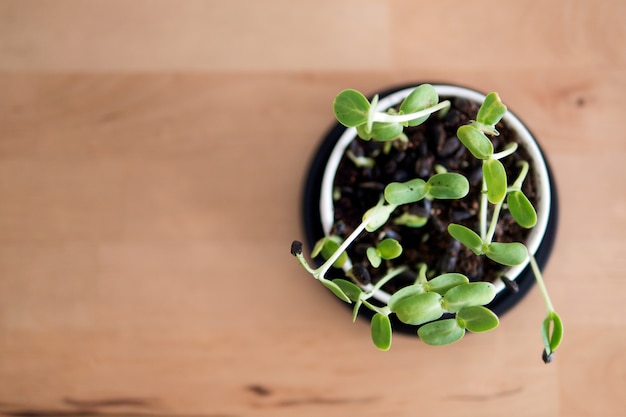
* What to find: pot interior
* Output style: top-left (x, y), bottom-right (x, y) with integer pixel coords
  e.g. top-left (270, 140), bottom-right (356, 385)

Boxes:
top-left (304, 83), bottom-right (558, 323)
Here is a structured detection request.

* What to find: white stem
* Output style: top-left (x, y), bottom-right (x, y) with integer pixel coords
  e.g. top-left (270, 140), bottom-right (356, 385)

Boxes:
top-left (316, 219), bottom-right (370, 278)
top-left (372, 100), bottom-right (451, 124)
top-left (492, 142), bottom-right (518, 160)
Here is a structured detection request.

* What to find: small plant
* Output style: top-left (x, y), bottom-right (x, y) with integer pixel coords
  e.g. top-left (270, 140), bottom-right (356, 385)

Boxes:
top-left (291, 84), bottom-right (562, 363)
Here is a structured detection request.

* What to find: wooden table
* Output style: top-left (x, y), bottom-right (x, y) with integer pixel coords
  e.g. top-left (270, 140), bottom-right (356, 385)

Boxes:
top-left (1, 1), bottom-right (624, 416)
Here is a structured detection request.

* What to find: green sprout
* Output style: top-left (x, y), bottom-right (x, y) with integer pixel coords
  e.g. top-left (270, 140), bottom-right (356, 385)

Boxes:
top-left (292, 85), bottom-right (562, 363)
top-left (393, 211), bottom-right (428, 228)
top-left (346, 149), bottom-right (376, 168)
top-left (366, 238), bottom-right (403, 268)
top-left (333, 85), bottom-right (451, 141)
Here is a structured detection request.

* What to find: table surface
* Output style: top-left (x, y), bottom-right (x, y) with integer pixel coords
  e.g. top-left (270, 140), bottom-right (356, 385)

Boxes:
top-left (1, 1), bottom-right (625, 416)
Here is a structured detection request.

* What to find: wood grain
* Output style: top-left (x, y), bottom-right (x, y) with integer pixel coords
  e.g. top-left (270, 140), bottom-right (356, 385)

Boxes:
top-left (0, 1), bottom-right (625, 416)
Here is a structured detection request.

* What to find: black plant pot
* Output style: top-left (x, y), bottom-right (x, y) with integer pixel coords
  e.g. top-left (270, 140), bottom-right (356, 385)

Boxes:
top-left (301, 83), bottom-right (558, 334)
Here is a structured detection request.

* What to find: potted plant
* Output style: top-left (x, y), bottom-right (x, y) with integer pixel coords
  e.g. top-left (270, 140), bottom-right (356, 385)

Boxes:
top-left (291, 83), bottom-right (562, 363)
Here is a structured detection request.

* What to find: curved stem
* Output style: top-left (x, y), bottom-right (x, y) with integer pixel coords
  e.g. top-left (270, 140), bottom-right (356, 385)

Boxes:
top-left (416, 263), bottom-right (428, 286)
top-left (295, 253), bottom-right (318, 275)
top-left (511, 160), bottom-right (530, 190)
top-left (492, 142), bottom-right (518, 160)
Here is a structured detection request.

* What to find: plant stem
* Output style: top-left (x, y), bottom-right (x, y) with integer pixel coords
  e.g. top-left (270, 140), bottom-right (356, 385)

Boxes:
top-left (364, 266), bottom-right (409, 298)
top-left (362, 299), bottom-right (391, 316)
top-left (416, 263), bottom-right (428, 285)
top-left (492, 142), bottom-right (518, 160)
top-left (295, 253), bottom-right (318, 275)
top-left (511, 161), bottom-right (529, 190)
top-left (480, 146), bottom-right (522, 241)
top-left (316, 219), bottom-right (371, 279)
top-left (373, 101), bottom-right (451, 124)
top-left (479, 177), bottom-right (488, 240)
top-left (528, 252), bottom-right (555, 313)
top-left (484, 199), bottom-right (504, 245)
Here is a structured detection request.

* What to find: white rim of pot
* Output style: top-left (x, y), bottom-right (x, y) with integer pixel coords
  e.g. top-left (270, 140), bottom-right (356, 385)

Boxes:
top-left (319, 84), bottom-right (552, 304)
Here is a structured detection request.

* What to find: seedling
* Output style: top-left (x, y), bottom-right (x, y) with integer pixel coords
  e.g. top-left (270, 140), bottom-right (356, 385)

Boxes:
top-left (292, 84), bottom-right (562, 363)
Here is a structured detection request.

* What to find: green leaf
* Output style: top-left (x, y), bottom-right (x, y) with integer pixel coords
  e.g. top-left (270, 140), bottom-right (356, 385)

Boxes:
top-left (363, 203), bottom-right (397, 232)
top-left (333, 89), bottom-right (370, 127)
top-left (371, 122), bottom-right (404, 141)
top-left (393, 212), bottom-right (428, 228)
top-left (318, 236), bottom-right (349, 268)
top-left (390, 292), bottom-right (443, 325)
top-left (447, 224), bottom-right (484, 255)
top-left (424, 273), bottom-right (470, 295)
top-left (371, 313), bottom-right (392, 351)
top-left (476, 92), bottom-right (507, 126)
top-left (483, 158), bottom-right (507, 204)
top-left (321, 279), bottom-right (351, 303)
top-left (457, 125), bottom-right (494, 159)
top-left (417, 319), bottom-right (465, 346)
top-left (366, 246), bottom-right (382, 268)
top-left (542, 311), bottom-right (564, 354)
top-left (426, 173), bottom-right (470, 199)
top-left (377, 238), bottom-right (403, 260)
top-left (384, 179), bottom-right (427, 205)
top-left (399, 84), bottom-right (439, 127)
top-left (332, 279), bottom-right (363, 302)
top-left (457, 306), bottom-right (499, 332)
top-left (388, 284), bottom-right (426, 311)
top-left (443, 282), bottom-right (497, 313)
top-left (507, 190), bottom-right (537, 228)
top-left (356, 121), bottom-right (403, 141)
top-left (485, 242), bottom-right (527, 266)
top-left (355, 123), bottom-right (373, 141)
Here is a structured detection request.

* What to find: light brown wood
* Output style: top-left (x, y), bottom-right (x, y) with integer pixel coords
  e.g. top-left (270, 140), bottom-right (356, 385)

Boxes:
top-left (0, 1), bottom-right (625, 416)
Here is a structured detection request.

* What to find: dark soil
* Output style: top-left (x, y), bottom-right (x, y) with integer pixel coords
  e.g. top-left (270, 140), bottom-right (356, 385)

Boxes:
top-left (331, 97), bottom-right (537, 293)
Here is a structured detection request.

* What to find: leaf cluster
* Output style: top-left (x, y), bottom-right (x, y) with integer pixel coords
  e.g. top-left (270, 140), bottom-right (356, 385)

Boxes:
top-left (333, 84), bottom-right (449, 141)
top-left (330, 268), bottom-right (498, 350)
top-left (449, 93), bottom-right (537, 268)
top-left (292, 85), bottom-right (563, 363)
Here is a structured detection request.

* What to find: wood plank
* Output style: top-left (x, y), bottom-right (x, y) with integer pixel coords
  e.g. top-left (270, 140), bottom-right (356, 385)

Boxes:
top-left (0, 1), bottom-right (625, 415)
